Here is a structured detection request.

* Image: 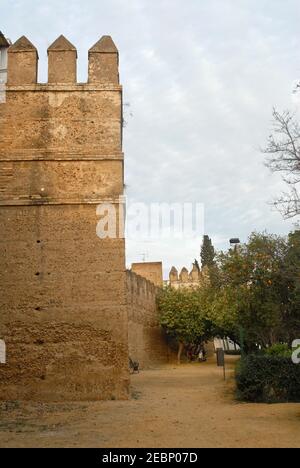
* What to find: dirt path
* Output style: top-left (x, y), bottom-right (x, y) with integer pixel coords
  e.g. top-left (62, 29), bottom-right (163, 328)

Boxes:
top-left (0, 357), bottom-right (300, 448)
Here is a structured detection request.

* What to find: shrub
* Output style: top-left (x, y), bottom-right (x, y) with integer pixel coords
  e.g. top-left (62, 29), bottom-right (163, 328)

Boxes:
top-left (236, 354), bottom-right (300, 403)
top-left (264, 343), bottom-right (292, 358)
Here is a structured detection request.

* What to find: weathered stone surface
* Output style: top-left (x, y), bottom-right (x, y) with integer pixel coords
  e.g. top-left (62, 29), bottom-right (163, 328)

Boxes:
top-left (7, 36), bottom-right (38, 85)
top-left (0, 36), bottom-right (128, 401)
top-left (48, 36), bottom-right (77, 83)
top-left (131, 262), bottom-right (163, 287)
top-left (0, 88), bottom-right (122, 153)
top-left (169, 264), bottom-right (210, 289)
top-left (0, 160), bottom-right (123, 203)
top-left (88, 36), bottom-right (119, 84)
top-left (126, 271), bottom-right (170, 369)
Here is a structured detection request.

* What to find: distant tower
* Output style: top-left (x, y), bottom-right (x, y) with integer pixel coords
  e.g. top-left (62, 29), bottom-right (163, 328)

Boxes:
top-left (0, 32), bottom-right (10, 84)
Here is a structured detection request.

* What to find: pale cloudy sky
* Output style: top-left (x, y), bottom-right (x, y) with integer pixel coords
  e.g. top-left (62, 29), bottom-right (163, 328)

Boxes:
top-left (2, 0), bottom-right (300, 277)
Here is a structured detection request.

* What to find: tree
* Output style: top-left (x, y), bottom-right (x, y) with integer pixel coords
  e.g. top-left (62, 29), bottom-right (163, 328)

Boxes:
top-left (210, 231), bottom-right (300, 350)
top-left (263, 108), bottom-right (300, 218)
top-left (200, 235), bottom-right (220, 288)
top-left (200, 235), bottom-right (215, 269)
top-left (193, 259), bottom-right (200, 272)
top-left (157, 286), bottom-right (212, 363)
top-left (158, 230), bottom-right (300, 360)
top-left (278, 229), bottom-right (300, 343)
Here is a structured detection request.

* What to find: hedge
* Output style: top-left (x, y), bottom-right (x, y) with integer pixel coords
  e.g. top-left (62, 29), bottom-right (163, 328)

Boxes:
top-left (236, 354), bottom-right (300, 403)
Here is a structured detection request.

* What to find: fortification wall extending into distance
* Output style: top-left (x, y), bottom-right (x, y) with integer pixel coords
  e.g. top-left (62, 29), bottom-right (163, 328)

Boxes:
top-left (0, 34), bottom-right (129, 401)
top-left (126, 270), bottom-right (170, 369)
top-left (131, 262), bottom-right (163, 288)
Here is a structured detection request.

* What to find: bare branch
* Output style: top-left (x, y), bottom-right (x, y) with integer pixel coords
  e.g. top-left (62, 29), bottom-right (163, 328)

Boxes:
top-left (262, 108), bottom-right (300, 219)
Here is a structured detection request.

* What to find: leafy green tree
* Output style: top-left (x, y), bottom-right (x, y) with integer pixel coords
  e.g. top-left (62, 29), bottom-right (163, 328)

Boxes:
top-left (200, 235), bottom-right (215, 269)
top-left (159, 230), bottom-right (300, 360)
top-left (200, 235), bottom-right (220, 288)
top-left (157, 286), bottom-right (213, 363)
top-left (279, 229), bottom-right (300, 343)
top-left (206, 284), bottom-right (247, 345)
top-left (193, 259), bottom-right (200, 272)
top-left (210, 231), bottom-right (300, 351)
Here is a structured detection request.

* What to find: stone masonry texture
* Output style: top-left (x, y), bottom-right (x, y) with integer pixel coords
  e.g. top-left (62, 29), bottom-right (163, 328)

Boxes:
top-left (126, 270), bottom-right (170, 369)
top-left (131, 262), bottom-right (163, 288)
top-left (0, 35), bottom-right (129, 401)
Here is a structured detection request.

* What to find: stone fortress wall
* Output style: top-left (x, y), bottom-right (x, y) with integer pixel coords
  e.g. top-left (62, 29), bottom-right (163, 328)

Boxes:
top-left (126, 270), bottom-right (170, 369)
top-left (167, 264), bottom-right (210, 289)
top-left (131, 261), bottom-right (163, 288)
top-left (0, 34), bottom-right (129, 401)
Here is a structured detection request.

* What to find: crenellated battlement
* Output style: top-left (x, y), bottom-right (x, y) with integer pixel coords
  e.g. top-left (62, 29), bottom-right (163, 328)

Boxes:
top-left (48, 35), bottom-right (77, 84)
top-left (126, 270), bottom-right (158, 301)
top-left (7, 36), bottom-right (38, 85)
top-left (7, 34), bottom-right (119, 86)
top-left (0, 34), bottom-right (123, 207)
top-left (168, 264), bottom-right (210, 289)
top-left (0, 32), bottom-right (127, 401)
top-left (89, 36), bottom-right (119, 84)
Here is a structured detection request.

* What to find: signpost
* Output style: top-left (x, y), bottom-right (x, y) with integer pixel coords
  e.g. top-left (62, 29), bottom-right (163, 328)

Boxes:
top-left (216, 348), bottom-right (226, 380)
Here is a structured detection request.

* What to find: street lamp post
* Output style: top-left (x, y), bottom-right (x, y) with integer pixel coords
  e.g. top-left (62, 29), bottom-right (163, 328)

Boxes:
top-left (229, 238), bottom-right (240, 250)
top-left (229, 237), bottom-right (245, 356)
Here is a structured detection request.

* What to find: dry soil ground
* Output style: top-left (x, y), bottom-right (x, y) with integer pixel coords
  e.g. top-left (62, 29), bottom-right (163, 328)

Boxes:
top-left (0, 356), bottom-right (300, 448)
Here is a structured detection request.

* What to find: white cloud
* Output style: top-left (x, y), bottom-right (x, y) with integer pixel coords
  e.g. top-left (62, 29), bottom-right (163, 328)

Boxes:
top-left (1, 0), bottom-right (299, 278)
